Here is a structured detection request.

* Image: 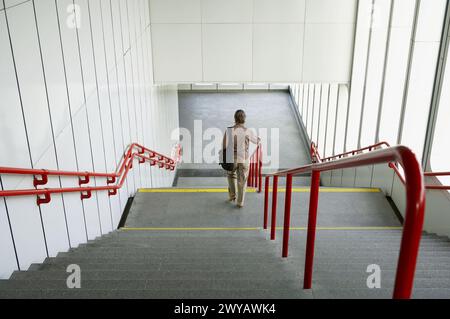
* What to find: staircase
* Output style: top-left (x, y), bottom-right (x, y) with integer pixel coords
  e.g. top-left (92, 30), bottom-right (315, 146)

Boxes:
top-left (1, 186), bottom-right (449, 299)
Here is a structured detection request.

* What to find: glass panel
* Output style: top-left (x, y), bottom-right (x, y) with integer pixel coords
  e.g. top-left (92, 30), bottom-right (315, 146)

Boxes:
top-left (400, 0), bottom-right (447, 160)
top-left (430, 45), bottom-right (450, 187)
top-left (325, 84), bottom-right (339, 157)
top-left (346, 0), bottom-right (373, 150)
top-left (318, 84), bottom-right (329, 153)
top-left (335, 84), bottom-right (349, 155)
top-left (312, 84), bottom-right (321, 141)
top-left (360, 0), bottom-right (391, 147)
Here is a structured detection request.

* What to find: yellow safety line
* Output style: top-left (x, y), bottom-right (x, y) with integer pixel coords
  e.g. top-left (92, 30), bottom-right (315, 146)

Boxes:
top-left (120, 226), bottom-right (402, 232)
top-left (138, 188), bottom-right (380, 194)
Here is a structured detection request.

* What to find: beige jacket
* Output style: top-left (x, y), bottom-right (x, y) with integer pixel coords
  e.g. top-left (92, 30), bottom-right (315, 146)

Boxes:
top-left (223, 124), bottom-right (259, 164)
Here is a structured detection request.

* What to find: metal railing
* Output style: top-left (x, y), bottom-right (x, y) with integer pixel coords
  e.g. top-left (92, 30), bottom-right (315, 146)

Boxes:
top-left (0, 143), bottom-right (181, 205)
top-left (311, 141), bottom-right (450, 190)
top-left (263, 144), bottom-right (425, 299)
top-left (248, 144), bottom-right (263, 193)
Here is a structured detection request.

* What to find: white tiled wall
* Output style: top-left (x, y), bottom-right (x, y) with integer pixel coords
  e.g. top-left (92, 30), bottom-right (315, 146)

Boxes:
top-left (150, 0), bottom-right (357, 83)
top-left (0, 0), bottom-right (180, 279)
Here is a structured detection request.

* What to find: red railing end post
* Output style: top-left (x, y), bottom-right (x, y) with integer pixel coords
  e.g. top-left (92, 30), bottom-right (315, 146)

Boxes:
top-left (263, 176), bottom-right (270, 230)
top-left (270, 175), bottom-right (279, 241)
top-left (303, 170), bottom-right (321, 289)
top-left (282, 174), bottom-right (293, 258)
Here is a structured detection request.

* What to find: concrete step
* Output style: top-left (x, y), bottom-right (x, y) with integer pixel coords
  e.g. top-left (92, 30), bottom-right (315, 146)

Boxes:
top-left (312, 277), bottom-right (450, 290)
top-left (0, 279), bottom-right (303, 291)
top-left (313, 288), bottom-right (450, 299)
top-left (1, 287), bottom-right (450, 299)
top-left (0, 288), bottom-right (313, 299)
top-left (55, 249), bottom-right (450, 260)
top-left (71, 245), bottom-right (450, 254)
top-left (103, 232), bottom-right (446, 241)
top-left (10, 268), bottom-right (450, 281)
top-left (26, 261), bottom-right (450, 272)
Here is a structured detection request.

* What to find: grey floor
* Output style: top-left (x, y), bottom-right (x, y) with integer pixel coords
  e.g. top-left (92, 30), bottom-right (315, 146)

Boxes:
top-left (178, 91), bottom-right (309, 170)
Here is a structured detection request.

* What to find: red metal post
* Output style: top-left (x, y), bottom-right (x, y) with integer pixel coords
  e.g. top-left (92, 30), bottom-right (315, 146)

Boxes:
top-left (258, 146), bottom-right (263, 193)
top-left (282, 174), bottom-right (293, 258)
top-left (263, 176), bottom-right (270, 229)
top-left (392, 150), bottom-right (426, 299)
top-left (253, 159), bottom-right (257, 187)
top-left (303, 170), bottom-right (321, 289)
top-left (255, 145), bottom-right (261, 193)
top-left (248, 159), bottom-right (253, 187)
top-left (253, 158), bottom-right (257, 187)
top-left (270, 175), bottom-right (279, 240)
top-left (252, 157), bottom-right (256, 187)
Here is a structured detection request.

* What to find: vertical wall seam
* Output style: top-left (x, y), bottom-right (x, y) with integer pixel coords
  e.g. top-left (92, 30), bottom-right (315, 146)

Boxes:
top-left (343, 0), bottom-right (360, 153)
top-left (322, 84), bottom-right (331, 159)
top-left (0, 177), bottom-right (21, 271)
top-left (54, 0), bottom-right (89, 241)
top-left (422, 0), bottom-right (450, 170)
top-left (31, 0), bottom-right (71, 247)
top-left (397, 0), bottom-right (421, 145)
top-left (118, 0), bottom-right (135, 196)
top-left (3, 0), bottom-right (49, 258)
top-left (87, 0), bottom-right (113, 232)
top-left (375, 0), bottom-right (395, 143)
top-left (125, 0), bottom-right (141, 191)
top-left (99, 0), bottom-right (122, 222)
top-left (73, 0), bottom-right (103, 236)
top-left (357, 0), bottom-right (376, 149)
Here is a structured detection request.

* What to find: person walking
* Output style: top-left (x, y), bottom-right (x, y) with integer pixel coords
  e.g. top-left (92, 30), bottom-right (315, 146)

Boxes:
top-left (222, 110), bottom-right (260, 208)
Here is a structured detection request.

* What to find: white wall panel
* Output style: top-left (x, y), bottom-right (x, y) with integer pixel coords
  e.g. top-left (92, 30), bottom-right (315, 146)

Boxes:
top-left (7, 3), bottom-right (55, 167)
top-left (378, 27), bottom-right (412, 144)
top-left (401, 43), bottom-right (441, 159)
top-left (7, 2), bottom-right (70, 259)
top-left (253, 24), bottom-right (303, 82)
top-left (312, 84), bottom-right (321, 141)
top-left (55, 129), bottom-right (87, 247)
top-left (254, 0), bottom-right (306, 23)
top-left (303, 23), bottom-right (355, 82)
top-left (100, 0), bottom-right (125, 223)
top-left (0, 200), bottom-right (17, 278)
top-left (201, 0), bottom-right (253, 23)
top-left (346, 0), bottom-right (372, 150)
top-left (203, 24), bottom-right (252, 82)
top-left (324, 84), bottom-right (338, 158)
top-left (414, 0), bottom-right (447, 42)
top-left (306, 83), bottom-right (314, 133)
top-left (359, 0), bottom-right (391, 147)
top-left (335, 85), bottom-right (349, 155)
top-left (317, 84), bottom-right (329, 152)
top-left (305, 0), bottom-right (357, 24)
top-left (151, 0), bottom-right (355, 82)
top-left (75, 0), bottom-right (112, 234)
top-left (34, 0), bottom-right (87, 248)
top-left (56, 0), bottom-right (102, 241)
top-left (151, 24), bottom-right (203, 82)
top-left (150, 0), bottom-right (201, 24)
top-left (71, 109), bottom-right (101, 239)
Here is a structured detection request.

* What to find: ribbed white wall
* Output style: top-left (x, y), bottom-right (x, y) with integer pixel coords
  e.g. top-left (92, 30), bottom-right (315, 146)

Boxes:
top-left (290, 0), bottom-right (450, 237)
top-left (0, 0), bottom-right (179, 279)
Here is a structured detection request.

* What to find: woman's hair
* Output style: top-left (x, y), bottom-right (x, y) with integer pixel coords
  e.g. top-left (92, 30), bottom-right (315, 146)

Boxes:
top-left (234, 109), bottom-right (246, 124)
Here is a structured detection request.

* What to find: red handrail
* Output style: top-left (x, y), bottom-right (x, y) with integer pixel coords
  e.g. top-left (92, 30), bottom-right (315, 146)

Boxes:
top-left (0, 143), bottom-right (181, 205)
top-left (263, 145), bottom-right (425, 299)
top-left (311, 142), bottom-right (450, 190)
top-left (248, 144), bottom-right (263, 193)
